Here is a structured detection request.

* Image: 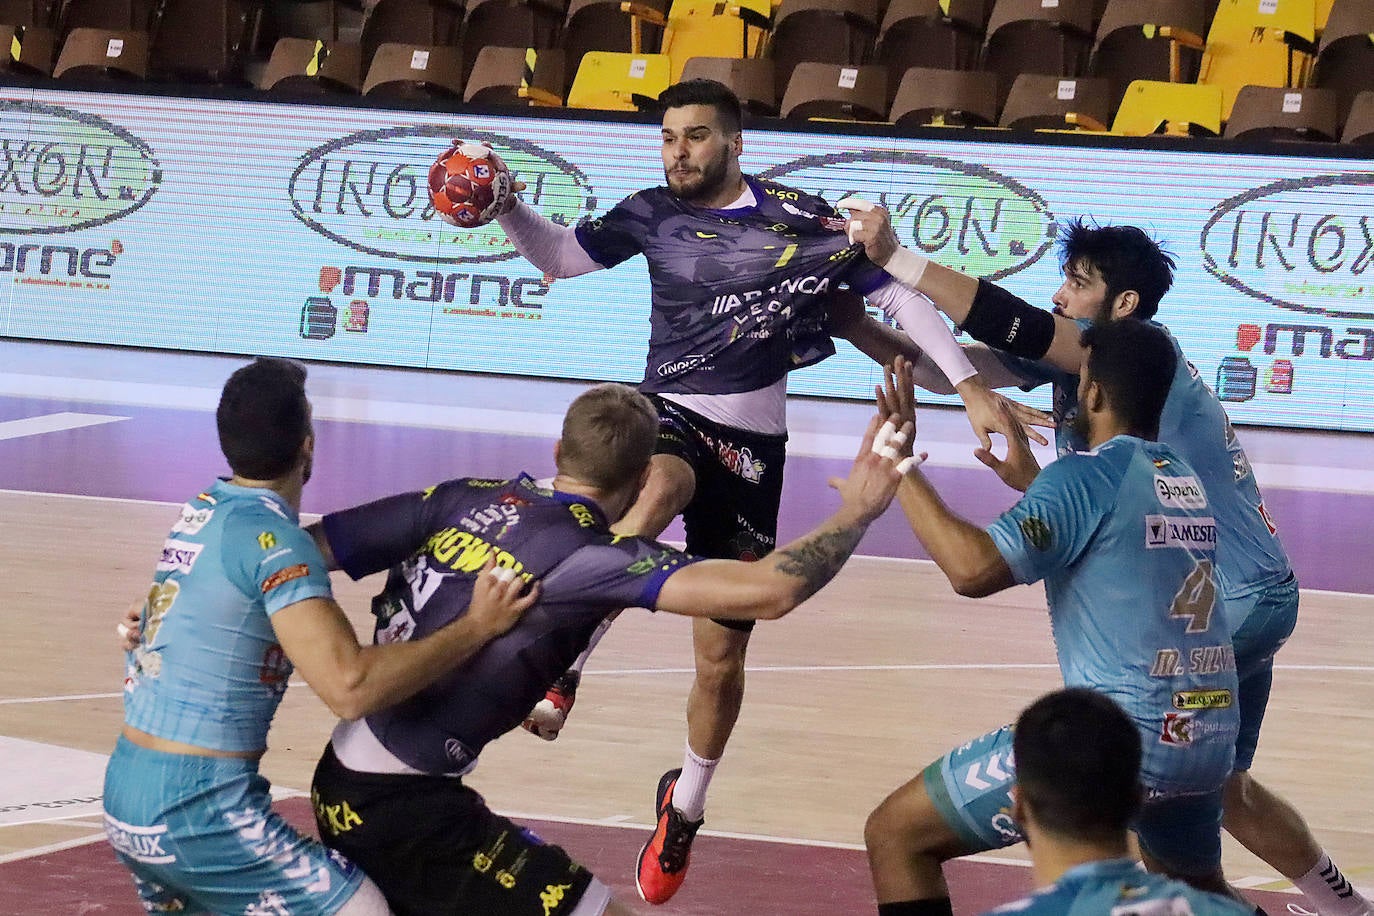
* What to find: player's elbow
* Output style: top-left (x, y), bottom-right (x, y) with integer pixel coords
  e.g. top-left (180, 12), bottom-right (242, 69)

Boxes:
top-left (313, 665), bottom-right (375, 721)
top-left (947, 566), bottom-right (1001, 599)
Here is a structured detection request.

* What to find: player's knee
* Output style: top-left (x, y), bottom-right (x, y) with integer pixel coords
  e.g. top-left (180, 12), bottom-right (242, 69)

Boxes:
top-left (333, 876), bottom-right (394, 916)
top-left (865, 797), bottom-right (920, 856)
top-left (1224, 769), bottom-right (1255, 813)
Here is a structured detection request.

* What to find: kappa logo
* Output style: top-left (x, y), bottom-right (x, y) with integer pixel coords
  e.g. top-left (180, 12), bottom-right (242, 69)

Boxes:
top-left (1145, 515), bottom-right (1217, 550)
top-left (1154, 475), bottom-right (1207, 509)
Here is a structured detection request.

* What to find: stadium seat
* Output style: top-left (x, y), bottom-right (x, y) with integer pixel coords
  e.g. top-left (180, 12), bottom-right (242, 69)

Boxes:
top-left (257, 36), bottom-right (361, 92)
top-left (0, 2), bottom-right (58, 75)
top-left (563, 0), bottom-right (668, 76)
top-left (981, 0), bottom-right (1095, 108)
top-left (999, 72), bottom-right (1113, 131)
top-left (149, 0), bottom-right (258, 83)
top-left (874, 0), bottom-right (987, 90)
top-left (55, 0), bottom-right (155, 38)
top-left (460, 0), bottom-right (563, 85)
top-left (362, 42), bottom-right (464, 98)
top-left (566, 49), bottom-right (670, 109)
top-left (52, 26), bottom-right (148, 79)
top-left (1223, 84), bottom-right (1339, 141)
top-left (359, 0), bottom-right (462, 72)
top-left (259, 0), bottom-right (343, 43)
top-left (464, 45), bottom-right (567, 105)
top-left (888, 65), bottom-right (998, 127)
top-left (780, 61), bottom-right (887, 120)
top-left (1310, 0), bottom-right (1374, 122)
top-left (1199, 0), bottom-right (1317, 120)
top-left (767, 0), bottom-right (880, 107)
top-left (1340, 89), bottom-right (1374, 144)
top-left (655, 0), bottom-right (771, 82)
top-left (1090, 0), bottom-right (1207, 98)
top-left (679, 54), bottom-right (776, 113)
top-left (1315, 0), bottom-right (1335, 31)
top-left (1110, 78), bottom-right (1221, 135)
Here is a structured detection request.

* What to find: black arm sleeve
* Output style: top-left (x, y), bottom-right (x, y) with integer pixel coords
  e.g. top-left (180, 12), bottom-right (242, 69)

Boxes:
top-left (959, 279), bottom-right (1057, 360)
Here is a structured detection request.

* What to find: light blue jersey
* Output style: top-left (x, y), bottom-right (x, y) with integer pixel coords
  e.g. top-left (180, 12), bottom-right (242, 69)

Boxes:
top-left (1002, 320), bottom-right (1291, 606)
top-left (983, 858), bottom-right (1255, 916)
top-left (987, 436), bottom-right (1239, 796)
top-left (122, 478), bottom-right (334, 752)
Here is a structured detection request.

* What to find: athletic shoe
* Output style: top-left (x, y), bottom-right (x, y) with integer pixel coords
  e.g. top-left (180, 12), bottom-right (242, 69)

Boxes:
top-left (635, 768), bottom-right (704, 905)
top-left (521, 670), bottom-right (579, 741)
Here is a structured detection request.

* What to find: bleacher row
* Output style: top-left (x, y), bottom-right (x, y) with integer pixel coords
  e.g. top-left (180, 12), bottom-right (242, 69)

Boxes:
top-left (5, 0), bottom-right (1374, 144)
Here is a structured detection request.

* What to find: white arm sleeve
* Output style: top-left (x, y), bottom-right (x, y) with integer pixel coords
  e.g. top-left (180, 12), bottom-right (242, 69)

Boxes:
top-left (494, 200), bottom-right (603, 278)
top-left (866, 280), bottom-right (977, 387)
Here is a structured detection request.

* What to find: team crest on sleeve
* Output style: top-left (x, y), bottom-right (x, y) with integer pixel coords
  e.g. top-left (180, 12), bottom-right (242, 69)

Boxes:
top-left (1018, 517), bottom-right (1051, 551)
top-left (261, 563), bottom-right (310, 593)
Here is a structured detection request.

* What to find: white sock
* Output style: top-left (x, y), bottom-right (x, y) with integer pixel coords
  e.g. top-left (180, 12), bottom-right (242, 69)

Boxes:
top-left (1293, 852), bottom-right (1374, 916)
top-left (671, 741), bottom-right (718, 822)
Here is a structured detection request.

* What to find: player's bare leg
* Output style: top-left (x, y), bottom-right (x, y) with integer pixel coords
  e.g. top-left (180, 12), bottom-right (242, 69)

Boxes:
top-left (1225, 771), bottom-right (1373, 916)
top-left (864, 772), bottom-right (972, 913)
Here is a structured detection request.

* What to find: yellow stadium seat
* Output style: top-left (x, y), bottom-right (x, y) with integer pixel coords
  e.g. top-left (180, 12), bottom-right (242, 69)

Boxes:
top-left (1199, 0), bottom-right (1316, 119)
top-left (566, 50), bottom-right (672, 110)
top-left (1111, 78), bottom-right (1222, 135)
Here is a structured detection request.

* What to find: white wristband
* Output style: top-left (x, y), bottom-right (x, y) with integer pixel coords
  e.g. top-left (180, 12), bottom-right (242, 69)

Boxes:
top-left (885, 246), bottom-right (930, 289)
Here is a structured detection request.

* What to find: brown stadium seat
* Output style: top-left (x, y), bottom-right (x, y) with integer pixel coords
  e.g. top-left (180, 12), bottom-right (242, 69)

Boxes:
top-left (874, 0), bottom-right (987, 91)
top-left (362, 42), bottom-right (464, 99)
top-left (149, 0), bottom-right (258, 83)
top-left (53, 26), bottom-right (148, 79)
top-left (460, 0), bottom-right (563, 84)
top-left (888, 65), bottom-right (998, 127)
top-left (0, 2), bottom-right (58, 75)
top-left (1089, 0), bottom-right (1207, 107)
top-left (1223, 84), bottom-right (1339, 142)
top-left (1310, 0), bottom-right (1374, 123)
top-left (562, 0), bottom-right (668, 77)
top-left (55, 0), bottom-right (155, 35)
top-left (981, 0), bottom-right (1095, 108)
top-left (258, 36), bottom-right (361, 93)
top-left (767, 0), bottom-right (880, 108)
top-left (359, 0), bottom-right (462, 73)
top-left (679, 55), bottom-right (776, 114)
top-left (464, 45), bottom-right (567, 105)
top-left (780, 61), bottom-right (887, 121)
top-left (999, 72), bottom-right (1113, 131)
top-left (1340, 90), bottom-right (1374, 144)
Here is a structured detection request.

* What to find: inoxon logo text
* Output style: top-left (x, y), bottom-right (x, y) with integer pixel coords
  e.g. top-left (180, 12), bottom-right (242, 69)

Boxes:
top-left (759, 151), bottom-right (1054, 281)
top-left (0, 101), bottom-right (162, 234)
top-left (289, 127), bottom-right (597, 264)
top-left (1200, 172), bottom-right (1374, 320)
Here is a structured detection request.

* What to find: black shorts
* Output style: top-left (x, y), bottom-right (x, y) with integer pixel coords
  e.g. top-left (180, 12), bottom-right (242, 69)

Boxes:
top-left (311, 745), bottom-right (594, 916)
top-left (652, 396), bottom-right (787, 632)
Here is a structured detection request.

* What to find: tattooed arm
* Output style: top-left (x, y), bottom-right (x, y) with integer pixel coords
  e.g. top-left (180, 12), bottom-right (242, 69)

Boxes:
top-left (654, 414), bottom-right (905, 621)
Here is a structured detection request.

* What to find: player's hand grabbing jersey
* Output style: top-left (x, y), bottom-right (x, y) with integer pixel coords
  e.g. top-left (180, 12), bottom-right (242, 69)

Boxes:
top-left (321, 474), bottom-right (703, 774)
top-left (575, 177), bottom-right (889, 395)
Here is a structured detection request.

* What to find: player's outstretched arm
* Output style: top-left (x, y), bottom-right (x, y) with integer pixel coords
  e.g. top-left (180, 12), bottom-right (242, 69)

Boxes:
top-left (270, 557), bottom-right (539, 721)
top-left (881, 358), bottom-right (1017, 598)
top-left (655, 413), bottom-right (910, 621)
top-left (841, 200), bottom-right (1088, 376)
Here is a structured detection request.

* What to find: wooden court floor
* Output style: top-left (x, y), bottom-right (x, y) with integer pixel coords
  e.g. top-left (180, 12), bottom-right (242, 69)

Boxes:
top-left (2, 489), bottom-right (1371, 903)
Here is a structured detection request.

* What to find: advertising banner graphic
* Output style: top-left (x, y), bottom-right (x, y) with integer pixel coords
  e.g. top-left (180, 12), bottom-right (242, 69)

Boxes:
top-left (1, 86), bottom-right (1370, 432)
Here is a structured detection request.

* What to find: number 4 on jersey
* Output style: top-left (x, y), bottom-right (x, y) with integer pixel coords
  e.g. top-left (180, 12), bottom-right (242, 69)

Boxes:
top-left (1169, 559), bottom-right (1216, 634)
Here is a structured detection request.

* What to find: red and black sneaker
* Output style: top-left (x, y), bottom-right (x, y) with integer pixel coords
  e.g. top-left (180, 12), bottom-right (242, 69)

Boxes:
top-left (635, 768), bottom-right (704, 905)
top-left (521, 669), bottom-right (579, 741)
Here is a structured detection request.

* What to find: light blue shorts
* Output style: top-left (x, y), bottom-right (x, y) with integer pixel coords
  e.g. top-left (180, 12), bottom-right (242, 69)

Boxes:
top-left (103, 736), bottom-right (363, 915)
top-left (1227, 574), bottom-right (1299, 771)
top-left (925, 724), bottom-right (1225, 876)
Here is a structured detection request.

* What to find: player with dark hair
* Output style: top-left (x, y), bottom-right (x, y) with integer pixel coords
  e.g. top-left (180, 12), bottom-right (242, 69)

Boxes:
top-left (475, 77), bottom-right (1039, 905)
top-left (844, 205), bottom-right (1372, 916)
top-left (104, 357), bottom-right (538, 916)
top-left (864, 330), bottom-right (1248, 913)
top-left (306, 382), bottom-right (913, 916)
top-left (987, 688), bottom-right (1253, 916)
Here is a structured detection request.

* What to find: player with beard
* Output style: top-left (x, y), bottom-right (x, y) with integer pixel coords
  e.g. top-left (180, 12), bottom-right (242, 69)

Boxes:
top-left (476, 78), bottom-right (1037, 905)
top-left (842, 207), bottom-right (1373, 916)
